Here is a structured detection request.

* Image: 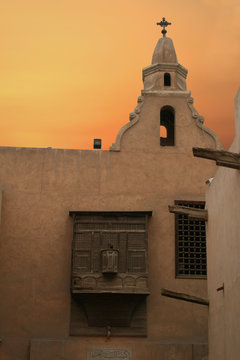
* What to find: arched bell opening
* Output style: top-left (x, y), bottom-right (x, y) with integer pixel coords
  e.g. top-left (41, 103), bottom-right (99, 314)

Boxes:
top-left (160, 106), bottom-right (175, 146)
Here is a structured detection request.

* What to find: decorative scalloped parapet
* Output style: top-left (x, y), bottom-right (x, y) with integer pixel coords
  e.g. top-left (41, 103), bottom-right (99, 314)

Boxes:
top-left (110, 91), bottom-right (223, 152)
top-left (109, 96), bottom-right (144, 152)
top-left (187, 97), bottom-right (224, 150)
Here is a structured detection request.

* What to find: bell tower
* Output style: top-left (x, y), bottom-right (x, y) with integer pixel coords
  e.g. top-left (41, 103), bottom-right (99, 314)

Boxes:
top-left (110, 18), bottom-right (220, 152)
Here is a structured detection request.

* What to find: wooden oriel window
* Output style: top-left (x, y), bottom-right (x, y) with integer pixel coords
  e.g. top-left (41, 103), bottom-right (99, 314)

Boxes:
top-left (175, 201), bottom-right (207, 278)
top-left (69, 211), bottom-right (151, 336)
top-left (70, 212), bottom-right (150, 287)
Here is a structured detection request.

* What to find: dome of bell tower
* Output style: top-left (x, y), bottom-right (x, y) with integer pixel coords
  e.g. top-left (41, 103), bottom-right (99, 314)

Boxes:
top-left (152, 36), bottom-right (178, 64)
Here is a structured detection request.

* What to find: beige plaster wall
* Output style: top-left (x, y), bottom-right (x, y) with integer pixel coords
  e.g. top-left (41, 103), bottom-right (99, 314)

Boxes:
top-left (206, 88), bottom-right (240, 360)
top-left (0, 85), bottom-right (220, 359)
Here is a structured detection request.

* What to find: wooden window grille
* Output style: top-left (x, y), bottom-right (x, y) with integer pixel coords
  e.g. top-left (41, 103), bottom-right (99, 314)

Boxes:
top-left (73, 251), bottom-right (91, 272)
top-left (175, 201), bottom-right (207, 278)
top-left (128, 251), bottom-right (146, 273)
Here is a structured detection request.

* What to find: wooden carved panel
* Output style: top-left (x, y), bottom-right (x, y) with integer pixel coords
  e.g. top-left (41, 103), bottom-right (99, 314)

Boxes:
top-left (87, 348), bottom-right (131, 360)
top-left (102, 250), bottom-right (118, 273)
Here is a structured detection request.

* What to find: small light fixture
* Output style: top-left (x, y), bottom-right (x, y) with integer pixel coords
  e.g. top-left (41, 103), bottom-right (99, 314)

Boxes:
top-left (205, 177), bottom-right (214, 184)
top-left (93, 138), bottom-right (102, 149)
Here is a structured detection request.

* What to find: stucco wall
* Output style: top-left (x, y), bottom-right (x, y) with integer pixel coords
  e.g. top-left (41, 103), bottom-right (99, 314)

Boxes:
top-left (206, 88), bottom-right (240, 360)
top-left (0, 92), bottom-right (218, 359)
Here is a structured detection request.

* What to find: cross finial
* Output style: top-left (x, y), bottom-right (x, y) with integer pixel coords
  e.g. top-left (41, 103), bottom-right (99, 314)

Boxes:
top-left (156, 17), bottom-right (172, 37)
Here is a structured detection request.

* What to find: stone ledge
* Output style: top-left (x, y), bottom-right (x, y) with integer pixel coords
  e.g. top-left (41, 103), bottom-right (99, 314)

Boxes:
top-left (141, 90), bottom-right (191, 97)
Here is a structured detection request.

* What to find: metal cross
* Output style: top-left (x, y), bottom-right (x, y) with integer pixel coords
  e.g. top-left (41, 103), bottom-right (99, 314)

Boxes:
top-left (156, 17), bottom-right (172, 37)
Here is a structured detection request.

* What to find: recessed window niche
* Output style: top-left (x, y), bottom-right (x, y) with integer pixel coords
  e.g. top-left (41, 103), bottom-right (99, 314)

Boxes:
top-left (164, 73), bottom-right (171, 86)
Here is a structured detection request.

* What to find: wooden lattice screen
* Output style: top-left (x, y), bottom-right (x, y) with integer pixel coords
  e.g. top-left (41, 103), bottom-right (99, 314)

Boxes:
top-left (175, 201), bottom-right (207, 278)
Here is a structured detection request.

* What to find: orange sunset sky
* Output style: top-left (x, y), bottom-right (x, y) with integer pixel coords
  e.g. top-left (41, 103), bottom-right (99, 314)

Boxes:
top-left (0, 0), bottom-right (239, 150)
